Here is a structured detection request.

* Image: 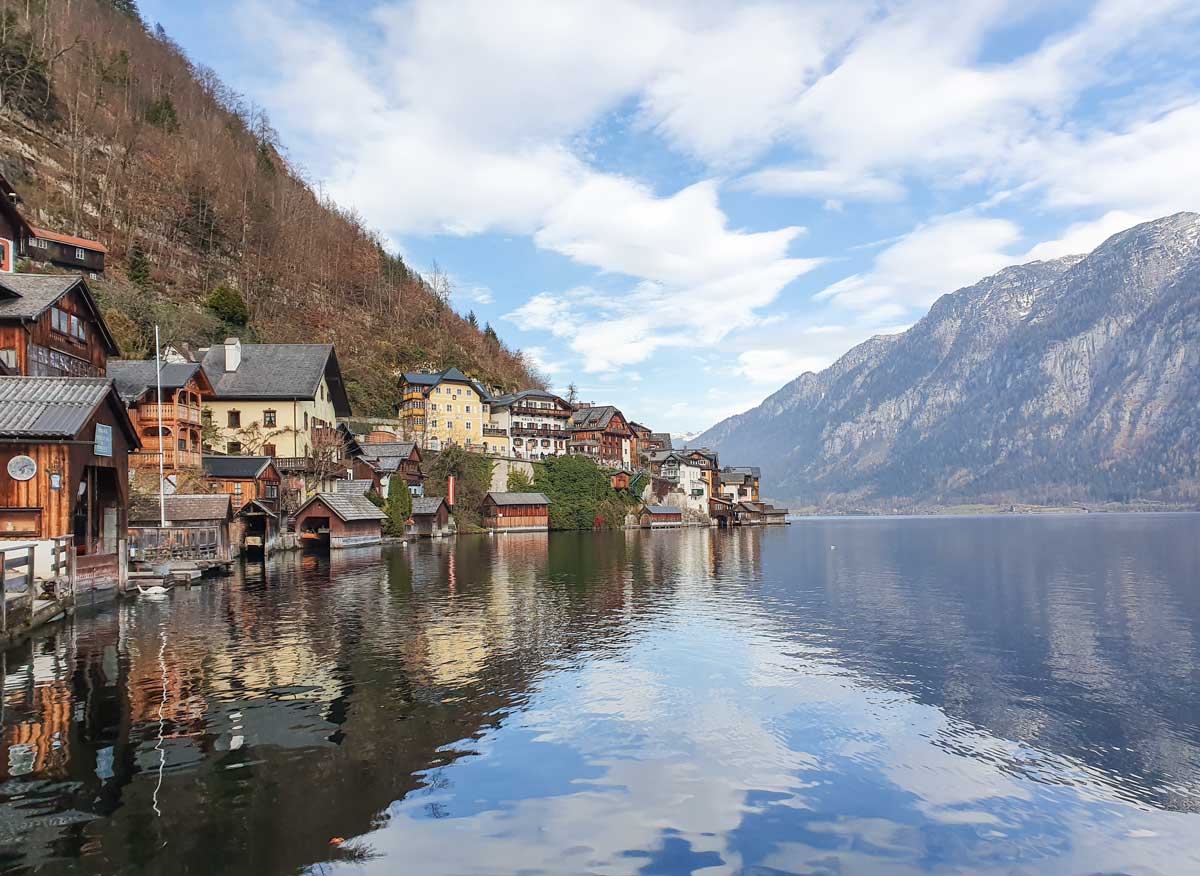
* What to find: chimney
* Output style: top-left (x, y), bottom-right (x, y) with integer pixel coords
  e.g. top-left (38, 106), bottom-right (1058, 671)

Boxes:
top-left (224, 337), bottom-right (241, 372)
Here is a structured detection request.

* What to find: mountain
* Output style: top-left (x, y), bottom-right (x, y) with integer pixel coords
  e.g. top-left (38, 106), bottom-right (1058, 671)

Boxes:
top-left (0, 0), bottom-right (541, 414)
top-left (698, 213), bottom-right (1200, 508)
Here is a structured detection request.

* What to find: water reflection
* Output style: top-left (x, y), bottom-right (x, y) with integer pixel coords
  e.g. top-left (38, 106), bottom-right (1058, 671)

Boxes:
top-left (0, 516), bottom-right (1198, 874)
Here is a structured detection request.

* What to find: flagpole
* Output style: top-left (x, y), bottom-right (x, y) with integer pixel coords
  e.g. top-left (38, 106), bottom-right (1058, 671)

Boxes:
top-left (156, 325), bottom-right (166, 528)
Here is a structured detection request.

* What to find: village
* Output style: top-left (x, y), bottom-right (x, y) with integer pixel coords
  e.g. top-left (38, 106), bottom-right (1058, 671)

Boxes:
top-left (0, 174), bottom-right (786, 643)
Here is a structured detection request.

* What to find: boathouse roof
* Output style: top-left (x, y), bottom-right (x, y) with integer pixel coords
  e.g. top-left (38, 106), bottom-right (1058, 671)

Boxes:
top-left (334, 480), bottom-right (373, 495)
top-left (642, 505), bottom-right (681, 516)
top-left (131, 493), bottom-right (232, 524)
top-left (0, 376), bottom-right (134, 440)
top-left (412, 496), bottom-right (448, 516)
top-left (202, 455), bottom-right (274, 479)
top-left (485, 492), bottom-right (551, 506)
top-left (300, 492), bottom-right (387, 523)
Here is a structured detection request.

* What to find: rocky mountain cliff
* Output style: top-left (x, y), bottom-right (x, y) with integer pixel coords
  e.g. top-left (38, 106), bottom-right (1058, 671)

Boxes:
top-left (0, 0), bottom-right (541, 414)
top-left (698, 213), bottom-right (1200, 508)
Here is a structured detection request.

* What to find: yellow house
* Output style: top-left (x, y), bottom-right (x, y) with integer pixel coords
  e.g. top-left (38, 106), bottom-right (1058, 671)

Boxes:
top-left (198, 339), bottom-right (350, 458)
top-left (398, 367), bottom-right (490, 450)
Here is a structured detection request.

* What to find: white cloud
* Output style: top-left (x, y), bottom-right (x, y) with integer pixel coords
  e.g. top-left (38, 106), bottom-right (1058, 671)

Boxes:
top-left (738, 167), bottom-right (905, 202)
top-left (504, 293), bottom-right (580, 339)
top-left (736, 350), bottom-right (831, 385)
top-left (815, 214), bottom-right (1023, 317)
top-left (1022, 210), bottom-right (1146, 262)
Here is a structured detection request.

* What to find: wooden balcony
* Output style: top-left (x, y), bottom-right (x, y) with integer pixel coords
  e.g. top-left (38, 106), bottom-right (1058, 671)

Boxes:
top-left (139, 403), bottom-right (202, 426)
top-left (131, 448), bottom-right (203, 470)
top-left (511, 403), bottom-right (570, 418)
top-left (511, 425), bottom-right (571, 439)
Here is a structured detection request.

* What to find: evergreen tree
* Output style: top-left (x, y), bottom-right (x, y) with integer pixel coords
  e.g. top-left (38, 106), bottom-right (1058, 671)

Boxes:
top-left (145, 94), bottom-right (179, 132)
top-left (507, 467), bottom-right (534, 492)
top-left (384, 476), bottom-right (412, 536)
top-left (205, 285), bottom-right (249, 325)
top-left (127, 244), bottom-right (150, 289)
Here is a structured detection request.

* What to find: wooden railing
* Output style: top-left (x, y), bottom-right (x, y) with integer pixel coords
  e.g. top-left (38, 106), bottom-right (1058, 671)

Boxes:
top-left (1, 542), bottom-right (35, 634)
top-left (141, 402), bottom-right (202, 425)
top-left (131, 448), bottom-right (203, 470)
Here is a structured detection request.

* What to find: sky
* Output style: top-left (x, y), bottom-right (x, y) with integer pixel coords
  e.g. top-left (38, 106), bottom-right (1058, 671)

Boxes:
top-left (140, 0), bottom-right (1200, 435)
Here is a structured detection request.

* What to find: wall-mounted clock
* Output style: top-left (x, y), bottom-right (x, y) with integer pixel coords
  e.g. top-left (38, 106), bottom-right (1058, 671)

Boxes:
top-left (7, 455), bottom-right (37, 481)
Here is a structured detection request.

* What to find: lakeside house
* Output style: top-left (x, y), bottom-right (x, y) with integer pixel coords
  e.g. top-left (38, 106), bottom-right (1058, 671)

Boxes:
top-left (202, 455), bottom-right (282, 551)
top-left (489, 389), bottom-right (573, 460)
top-left (482, 492), bottom-right (551, 531)
top-left (293, 492), bottom-right (386, 549)
top-left (719, 467), bottom-right (761, 503)
top-left (568, 404), bottom-right (634, 468)
top-left (0, 376), bottom-right (138, 592)
top-left (195, 338), bottom-right (350, 459)
top-left (639, 505), bottom-right (683, 528)
top-left (128, 493), bottom-right (234, 563)
top-left (355, 440), bottom-right (423, 495)
top-left (409, 496), bottom-right (452, 538)
top-left (398, 367), bottom-right (492, 451)
top-left (0, 274), bottom-right (119, 378)
top-left (106, 360), bottom-right (214, 476)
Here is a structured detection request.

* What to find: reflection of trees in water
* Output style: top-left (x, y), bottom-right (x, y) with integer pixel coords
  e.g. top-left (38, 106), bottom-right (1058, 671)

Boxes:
top-left (757, 516), bottom-right (1200, 811)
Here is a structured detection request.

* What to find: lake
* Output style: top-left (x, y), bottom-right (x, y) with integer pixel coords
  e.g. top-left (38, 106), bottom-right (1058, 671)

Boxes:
top-left (2, 515), bottom-right (1199, 875)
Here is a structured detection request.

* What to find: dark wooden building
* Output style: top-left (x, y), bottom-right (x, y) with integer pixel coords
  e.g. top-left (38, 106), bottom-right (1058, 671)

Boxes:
top-left (482, 492), bottom-right (550, 531)
top-left (639, 505), bottom-right (682, 528)
top-left (0, 376), bottom-right (139, 591)
top-left (568, 404), bottom-right (634, 468)
top-left (0, 275), bottom-right (119, 378)
top-left (129, 494), bottom-right (234, 563)
top-left (202, 455), bottom-right (282, 516)
top-left (27, 227), bottom-right (107, 275)
top-left (409, 496), bottom-right (452, 538)
top-left (0, 179), bottom-right (32, 274)
top-left (293, 492), bottom-right (385, 549)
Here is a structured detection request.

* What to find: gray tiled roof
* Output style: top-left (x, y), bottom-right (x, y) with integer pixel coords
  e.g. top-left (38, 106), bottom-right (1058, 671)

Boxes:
top-left (306, 492), bottom-right (387, 523)
top-left (485, 492), bottom-right (550, 506)
top-left (358, 441), bottom-right (416, 459)
top-left (411, 496), bottom-right (447, 516)
top-left (490, 388), bottom-right (566, 408)
top-left (131, 493), bottom-right (232, 523)
top-left (570, 405), bottom-right (628, 432)
top-left (0, 376), bottom-right (117, 438)
top-left (106, 361), bottom-right (203, 402)
top-left (200, 342), bottom-right (350, 414)
top-left (334, 479), bottom-right (373, 495)
top-left (643, 505), bottom-right (680, 515)
top-left (649, 432), bottom-right (672, 446)
top-left (202, 455), bottom-right (273, 479)
top-left (0, 274), bottom-right (81, 319)
top-left (402, 368), bottom-right (492, 402)
top-left (723, 465), bottom-right (761, 478)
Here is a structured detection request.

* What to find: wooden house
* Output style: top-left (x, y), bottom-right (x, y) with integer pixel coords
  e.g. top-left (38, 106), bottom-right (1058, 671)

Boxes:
top-left (355, 441), bottom-right (423, 494)
top-left (0, 274), bottom-right (119, 378)
top-left (202, 455), bottom-right (282, 517)
top-left (762, 504), bottom-right (789, 524)
top-left (708, 495), bottom-right (737, 527)
top-left (639, 505), bottom-right (683, 528)
top-left (27, 228), bottom-right (107, 275)
top-left (0, 376), bottom-right (139, 592)
top-left (292, 492), bottom-right (386, 549)
top-left (107, 360), bottom-right (214, 475)
top-left (568, 405), bottom-right (634, 468)
top-left (481, 492), bottom-right (550, 532)
top-left (409, 496), bottom-right (452, 538)
top-left (736, 501), bottom-right (767, 525)
top-left (128, 494), bottom-right (234, 563)
top-left (610, 470), bottom-right (633, 491)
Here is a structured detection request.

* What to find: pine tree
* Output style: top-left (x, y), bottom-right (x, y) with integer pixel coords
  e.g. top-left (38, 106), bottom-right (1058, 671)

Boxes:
top-left (385, 475), bottom-right (412, 535)
top-left (127, 244), bottom-right (150, 289)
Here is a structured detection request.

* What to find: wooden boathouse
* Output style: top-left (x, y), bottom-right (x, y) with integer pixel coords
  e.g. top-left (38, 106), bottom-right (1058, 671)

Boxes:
top-left (482, 492), bottom-right (551, 532)
top-left (639, 505), bottom-right (683, 528)
top-left (128, 494), bottom-right (235, 564)
top-left (293, 492), bottom-right (386, 549)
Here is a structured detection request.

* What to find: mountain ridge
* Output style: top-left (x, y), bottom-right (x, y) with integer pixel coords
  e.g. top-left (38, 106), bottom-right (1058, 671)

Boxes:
top-left (697, 212), bottom-right (1200, 508)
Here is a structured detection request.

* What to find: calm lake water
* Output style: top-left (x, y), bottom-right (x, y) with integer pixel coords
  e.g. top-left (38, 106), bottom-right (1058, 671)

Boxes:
top-left (2, 515), bottom-right (1200, 875)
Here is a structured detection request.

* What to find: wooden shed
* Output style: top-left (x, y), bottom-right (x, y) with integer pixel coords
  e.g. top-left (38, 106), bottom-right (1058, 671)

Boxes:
top-left (129, 494), bottom-right (234, 563)
top-left (0, 376), bottom-right (139, 592)
top-left (293, 492), bottom-right (386, 549)
top-left (639, 505), bottom-right (682, 528)
top-left (482, 492), bottom-right (551, 532)
top-left (409, 496), bottom-right (452, 538)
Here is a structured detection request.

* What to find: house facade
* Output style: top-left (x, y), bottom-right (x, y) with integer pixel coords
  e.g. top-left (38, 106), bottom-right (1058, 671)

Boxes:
top-left (202, 456), bottom-right (282, 517)
top-left (398, 368), bottom-right (491, 451)
top-left (489, 389), bottom-right (572, 460)
top-left (718, 466), bottom-right (761, 503)
top-left (0, 376), bottom-right (139, 590)
top-left (568, 405), bottom-right (633, 468)
top-left (0, 275), bottom-right (119, 378)
top-left (658, 452), bottom-right (710, 515)
top-left (27, 227), bottom-right (106, 275)
top-left (0, 181), bottom-right (31, 274)
top-left (107, 361), bottom-right (214, 475)
top-left (199, 339), bottom-right (350, 458)
top-left (355, 441), bottom-right (423, 495)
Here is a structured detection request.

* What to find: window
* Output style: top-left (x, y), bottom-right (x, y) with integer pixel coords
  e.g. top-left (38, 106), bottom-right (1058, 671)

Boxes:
top-left (430, 420), bottom-right (438, 429)
top-left (234, 483), bottom-right (243, 495)
top-left (265, 483), bottom-right (279, 499)
top-left (304, 412), bottom-right (309, 430)
top-left (228, 410), bottom-right (241, 428)
top-left (466, 421), bottom-right (472, 430)
top-left (178, 438), bottom-right (187, 450)
top-left (75, 247), bottom-right (86, 260)
top-left (465, 405), bottom-right (472, 413)
top-left (429, 403), bottom-right (437, 412)
top-left (262, 443), bottom-right (276, 457)
top-left (263, 409), bottom-right (276, 427)
top-left (227, 441), bottom-right (243, 454)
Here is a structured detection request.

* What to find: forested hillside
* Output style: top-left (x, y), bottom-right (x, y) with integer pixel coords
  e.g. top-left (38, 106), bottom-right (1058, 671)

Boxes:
top-left (0, 0), bottom-right (541, 413)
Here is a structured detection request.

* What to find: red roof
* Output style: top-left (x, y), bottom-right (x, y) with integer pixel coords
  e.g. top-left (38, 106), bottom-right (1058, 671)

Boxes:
top-left (31, 226), bottom-right (108, 254)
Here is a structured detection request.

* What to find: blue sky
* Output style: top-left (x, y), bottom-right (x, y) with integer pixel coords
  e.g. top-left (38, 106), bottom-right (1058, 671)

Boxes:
top-left (141, 0), bottom-right (1200, 434)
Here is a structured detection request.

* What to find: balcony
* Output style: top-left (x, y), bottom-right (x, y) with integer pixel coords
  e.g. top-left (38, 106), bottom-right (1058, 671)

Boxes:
top-left (140, 403), bottom-right (202, 426)
top-left (511, 425), bottom-right (570, 439)
top-left (511, 404), bottom-right (570, 418)
top-left (483, 425), bottom-right (508, 437)
top-left (131, 448), bottom-right (203, 470)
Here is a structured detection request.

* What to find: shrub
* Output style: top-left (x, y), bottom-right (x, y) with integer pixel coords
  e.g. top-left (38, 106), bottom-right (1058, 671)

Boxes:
top-left (205, 285), bottom-right (249, 325)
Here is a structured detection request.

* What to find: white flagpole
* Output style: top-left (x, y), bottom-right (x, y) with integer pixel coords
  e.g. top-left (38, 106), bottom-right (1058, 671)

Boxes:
top-left (156, 325), bottom-right (166, 528)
